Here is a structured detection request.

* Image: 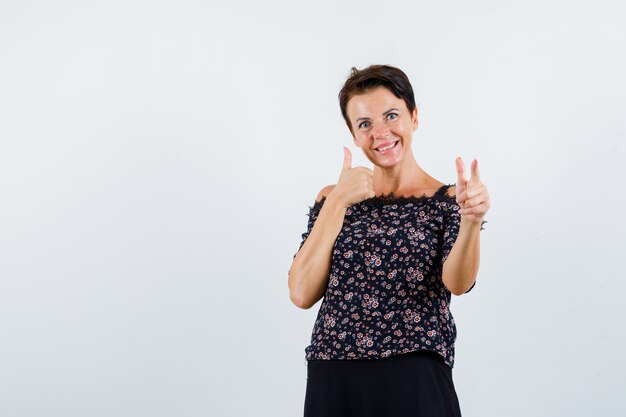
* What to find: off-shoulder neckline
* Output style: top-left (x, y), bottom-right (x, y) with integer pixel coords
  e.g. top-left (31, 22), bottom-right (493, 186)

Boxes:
top-left (312, 183), bottom-right (457, 207)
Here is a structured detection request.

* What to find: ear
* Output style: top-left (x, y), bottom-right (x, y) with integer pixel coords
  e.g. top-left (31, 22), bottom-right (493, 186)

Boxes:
top-left (412, 107), bottom-right (419, 131)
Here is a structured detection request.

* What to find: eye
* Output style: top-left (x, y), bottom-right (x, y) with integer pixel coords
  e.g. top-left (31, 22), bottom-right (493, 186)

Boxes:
top-left (358, 121), bottom-right (370, 129)
top-left (387, 113), bottom-right (398, 120)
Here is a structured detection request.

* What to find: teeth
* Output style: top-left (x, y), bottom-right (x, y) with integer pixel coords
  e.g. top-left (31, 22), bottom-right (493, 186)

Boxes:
top-left (378, 142), bottom-right (397, 151)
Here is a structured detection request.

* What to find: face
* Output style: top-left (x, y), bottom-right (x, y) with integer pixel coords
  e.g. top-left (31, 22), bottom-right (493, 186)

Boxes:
top-left (346, 86), bottom-right (418, 168)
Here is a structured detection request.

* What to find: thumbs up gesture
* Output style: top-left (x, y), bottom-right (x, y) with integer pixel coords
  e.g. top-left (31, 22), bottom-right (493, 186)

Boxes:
top-left (455, 157), bottom-right (490, 224)
top-left (331, 147), bottom-right (376, 208)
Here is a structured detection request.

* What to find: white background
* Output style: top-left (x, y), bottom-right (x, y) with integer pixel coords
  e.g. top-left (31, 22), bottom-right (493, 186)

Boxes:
top-left (1, 1), bottom-right (625, 416)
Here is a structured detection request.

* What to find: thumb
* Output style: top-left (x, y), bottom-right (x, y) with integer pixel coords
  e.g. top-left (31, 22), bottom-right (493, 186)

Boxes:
top-left (342, 146), bottom-right (352, 172)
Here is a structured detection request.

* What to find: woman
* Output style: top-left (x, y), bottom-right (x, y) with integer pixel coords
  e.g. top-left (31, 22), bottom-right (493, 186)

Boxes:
top-left (288, 64), bottom-right (490, 417)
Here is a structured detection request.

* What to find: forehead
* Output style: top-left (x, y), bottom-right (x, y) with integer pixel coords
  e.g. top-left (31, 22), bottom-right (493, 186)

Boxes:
top-left (346, 86), bottom-right (407, 118)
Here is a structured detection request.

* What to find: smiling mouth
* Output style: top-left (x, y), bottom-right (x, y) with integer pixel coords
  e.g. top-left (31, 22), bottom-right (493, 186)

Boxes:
top-left (375, 141), bottom-right (399, 153)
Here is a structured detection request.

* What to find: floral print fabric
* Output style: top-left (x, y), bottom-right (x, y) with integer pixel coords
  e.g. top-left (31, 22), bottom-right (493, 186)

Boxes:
top-left (293, 184), bottom-right (486, 368)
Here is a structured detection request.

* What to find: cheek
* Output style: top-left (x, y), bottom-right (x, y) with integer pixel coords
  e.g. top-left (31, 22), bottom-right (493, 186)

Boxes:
top-left (356, 135), bottom-right (371, 147)
top-left (397, 123), bottom-right (412, 137)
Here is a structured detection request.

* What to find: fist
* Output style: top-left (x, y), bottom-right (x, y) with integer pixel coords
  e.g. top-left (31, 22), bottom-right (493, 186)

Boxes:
top-left (455, 157), bottom-right (490, 225)
top-left (332, 147), bottom-right (376, 208)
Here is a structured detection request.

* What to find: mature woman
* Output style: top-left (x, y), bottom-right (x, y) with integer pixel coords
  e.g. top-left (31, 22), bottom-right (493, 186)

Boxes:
top-left (288, 64), bottom-right (490, 417)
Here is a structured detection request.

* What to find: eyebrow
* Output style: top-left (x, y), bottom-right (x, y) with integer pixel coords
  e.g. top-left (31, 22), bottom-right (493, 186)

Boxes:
top-left (355, 108), bottom-right (400, 123)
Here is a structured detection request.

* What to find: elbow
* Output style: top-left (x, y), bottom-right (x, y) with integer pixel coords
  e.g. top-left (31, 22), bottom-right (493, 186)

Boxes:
top-left (290, 292), bottom-right (313, 309)
top-left (288, 271), bottom-right (314, 309)
top-left (442, 274), bottom-right (461, 296)
top-left (288, 263), bottom-right (323, 309)
top-left (442, 264), bottom-right (477, 296)
top-left (448, 281), bottom-right (476, 296)
top-left (289, 283), bottom-right (319, 309)
top-left (442, 274), bottom-right (474, 296)
top-left (446, 283), bottom-right (463, 296)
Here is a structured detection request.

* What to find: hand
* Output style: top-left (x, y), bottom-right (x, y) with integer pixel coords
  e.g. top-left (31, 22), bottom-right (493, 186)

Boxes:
top-left (455, 157), bottom-right (490, 224)
top-left (330, 147), bottom-right (376, 208)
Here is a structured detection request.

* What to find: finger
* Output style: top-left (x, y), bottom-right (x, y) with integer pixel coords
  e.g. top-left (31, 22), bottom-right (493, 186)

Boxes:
top-left (462, 192), bottom-right (488, 210)
top-left (459, 201), bottom-right (488, 216)
top-left (356, 166), bottom-right (374, 176)
top-left (455, 157), bottom-right (468, 200)
top-left (343, 147), bottom-right (352, 171)
top-left (470, 159), bottom-right (481, 185)
top-left (459, 206), bottom-right (477, 215)
top-left (458, 184), bottom-right (485, 204)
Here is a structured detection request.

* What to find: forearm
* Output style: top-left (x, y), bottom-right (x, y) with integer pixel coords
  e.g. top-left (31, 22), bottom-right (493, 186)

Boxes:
top-left (441, 218), bottom-right (481, 295)
top-left (288, 193), bottom-right (347, 309)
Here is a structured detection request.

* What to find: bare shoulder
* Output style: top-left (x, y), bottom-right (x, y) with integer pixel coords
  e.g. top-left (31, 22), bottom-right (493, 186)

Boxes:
top-left (444, 184), bottom-right (456, 198)
top-left (316, 184), bottom-right (336, 203)
top-left (429, 181), bottom-right (454, 198)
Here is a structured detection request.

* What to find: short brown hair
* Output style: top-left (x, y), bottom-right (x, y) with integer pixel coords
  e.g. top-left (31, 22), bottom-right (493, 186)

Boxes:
top-left (338, 64), bottom-right (416, 134)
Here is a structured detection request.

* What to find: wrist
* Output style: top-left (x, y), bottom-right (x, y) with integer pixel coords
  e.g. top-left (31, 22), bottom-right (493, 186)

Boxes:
top-left (460, 216), bottom-right (485, 229)
top-left (326, 189), bottom-right (347, 208)
top-left (325, 191), bottom-right (349, 211)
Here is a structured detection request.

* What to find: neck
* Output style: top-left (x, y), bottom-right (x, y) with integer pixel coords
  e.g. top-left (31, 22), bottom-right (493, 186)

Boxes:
top-left (373, 151), bottom-right (433, 195)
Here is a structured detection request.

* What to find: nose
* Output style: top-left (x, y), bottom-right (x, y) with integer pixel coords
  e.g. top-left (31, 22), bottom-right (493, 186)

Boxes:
top-left (371, 120), bottom-right (390, 140)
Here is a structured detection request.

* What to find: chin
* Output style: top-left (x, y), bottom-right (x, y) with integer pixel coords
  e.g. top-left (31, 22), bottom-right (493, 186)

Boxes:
top-left (370, 158), bottom-right (401, 169)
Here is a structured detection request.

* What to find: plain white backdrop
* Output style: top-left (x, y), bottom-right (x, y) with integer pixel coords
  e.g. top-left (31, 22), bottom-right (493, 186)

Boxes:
top-left (1, 0), bottom-right (625, 416)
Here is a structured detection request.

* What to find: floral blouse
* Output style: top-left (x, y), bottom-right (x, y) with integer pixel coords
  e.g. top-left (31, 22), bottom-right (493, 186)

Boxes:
top-left (293, 183), bottom-right (486, 368)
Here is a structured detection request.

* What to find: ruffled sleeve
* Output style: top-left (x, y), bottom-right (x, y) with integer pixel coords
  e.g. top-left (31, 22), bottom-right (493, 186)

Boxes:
top-left (440, 198), bottom-right (462, 270)
top-left (293, 197), bottom-right (326, 259)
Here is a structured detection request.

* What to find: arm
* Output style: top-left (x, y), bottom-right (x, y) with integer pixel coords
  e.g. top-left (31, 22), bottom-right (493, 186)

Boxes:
top-left (442, 158), bottom-right (490, 296)
top-left (440, 186), bottom-right (484, 296)
top-left (288, 185), bottom-right (346, 309)
top-left (442, 217), bottom-right (481, 296)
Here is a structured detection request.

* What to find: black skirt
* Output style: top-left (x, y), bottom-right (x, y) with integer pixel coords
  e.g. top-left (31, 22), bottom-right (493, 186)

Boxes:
top-left (303, 350), bottom-right (462, 417)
